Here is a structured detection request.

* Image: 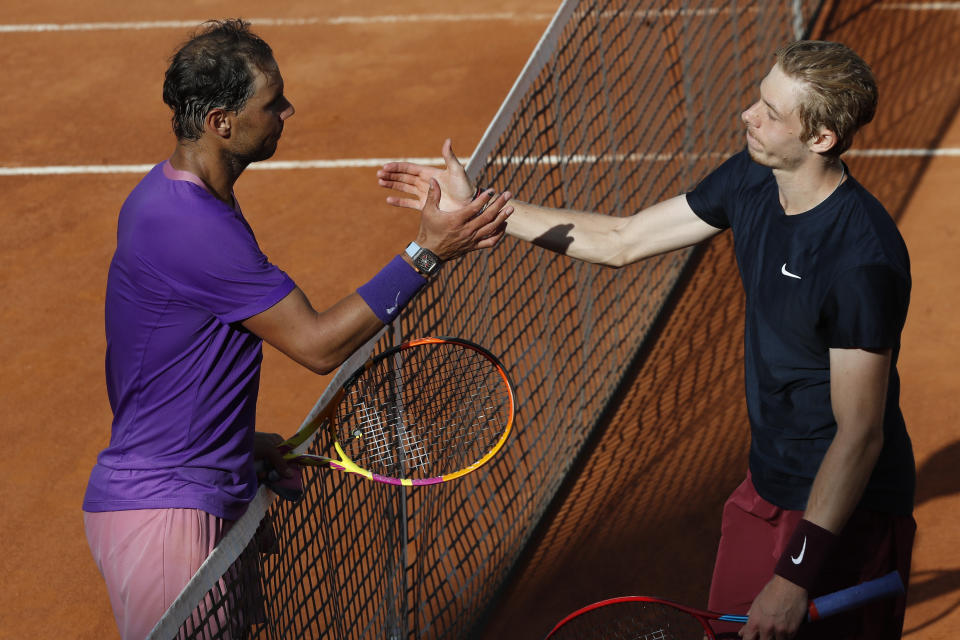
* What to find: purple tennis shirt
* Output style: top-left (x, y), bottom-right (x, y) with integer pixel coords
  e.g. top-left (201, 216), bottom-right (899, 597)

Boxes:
top-left (83, 161), bottom-right (296, 520)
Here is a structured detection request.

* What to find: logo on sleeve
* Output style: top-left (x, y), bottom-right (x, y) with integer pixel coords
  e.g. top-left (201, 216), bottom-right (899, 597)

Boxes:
top-left (791, 536), bottom-right (807, 564)
top-left (781, 263), bottom-right (802, 280)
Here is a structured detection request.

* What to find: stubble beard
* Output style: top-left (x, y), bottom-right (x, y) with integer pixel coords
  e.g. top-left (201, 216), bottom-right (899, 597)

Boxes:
top-left (233, 137), bottom-right (278, 168)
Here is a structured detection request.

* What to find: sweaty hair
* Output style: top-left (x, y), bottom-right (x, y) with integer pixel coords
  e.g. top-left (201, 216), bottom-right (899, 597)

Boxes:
top-left (162, 19), bottom-right (274, 141)
top-left (774, 40), bottom-right (878, 156)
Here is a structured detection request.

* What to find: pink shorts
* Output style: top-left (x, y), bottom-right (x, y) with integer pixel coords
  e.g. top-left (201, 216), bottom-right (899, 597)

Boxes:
top-left (84, 509), bottom-right (231, 640)
top-left (707, 474), bottom-right (915, 639)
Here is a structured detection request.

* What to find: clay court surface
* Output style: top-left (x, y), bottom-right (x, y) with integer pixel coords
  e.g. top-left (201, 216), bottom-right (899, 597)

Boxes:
top-left (1, 1), bottom-right (957, 638)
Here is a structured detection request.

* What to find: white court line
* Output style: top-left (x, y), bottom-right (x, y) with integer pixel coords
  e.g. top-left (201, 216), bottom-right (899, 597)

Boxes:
top-left (0, 14), bottom-right (554, 33)
top-left (1, 4), bottom-right (954, 34)
top-left (0, 8), bottom-right (778, 34)
top-left (2, 149), bottom-right (959, 177)
top-left (846, 148), bottom-right (960, 157)
top-left (877, 2), bottom-right (960, 9)
top-left (0, 158), bottom-right (444, 176)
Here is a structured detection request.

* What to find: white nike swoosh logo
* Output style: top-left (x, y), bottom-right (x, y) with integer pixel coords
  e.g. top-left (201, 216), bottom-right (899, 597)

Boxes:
top-left (781, 263), bottom-right (802, 280)
top-left (791, 536), bottom-right (807, 564)
top-left (385, 290), bottom-right (402, 315)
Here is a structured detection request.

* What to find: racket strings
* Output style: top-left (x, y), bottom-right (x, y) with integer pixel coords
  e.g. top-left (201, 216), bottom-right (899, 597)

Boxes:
top-left (402, 345), bottom-right (508, 470)
top-left (548, 600), bottom-right (712, 640)
top-left (334, 342), bottom-right (510, 479)
top-left (413, 348), bottom-right (503, 452)
top-left (348, 395), bottom-right (397, 467)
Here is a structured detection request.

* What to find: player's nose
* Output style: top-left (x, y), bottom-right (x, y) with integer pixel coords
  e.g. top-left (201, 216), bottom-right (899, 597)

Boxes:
top-left (741, 101), bottom-right (759, 126)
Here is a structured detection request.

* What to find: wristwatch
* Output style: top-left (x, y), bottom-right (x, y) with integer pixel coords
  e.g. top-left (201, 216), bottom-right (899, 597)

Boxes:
top-left (405, 241), bottom-right (442, 276)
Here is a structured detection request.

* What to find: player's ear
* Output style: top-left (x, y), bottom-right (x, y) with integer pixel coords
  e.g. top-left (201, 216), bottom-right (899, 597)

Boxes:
top-left (808, 126), bottom-right (837, 154)
top-left (206, 108), bottom-right (231, 139)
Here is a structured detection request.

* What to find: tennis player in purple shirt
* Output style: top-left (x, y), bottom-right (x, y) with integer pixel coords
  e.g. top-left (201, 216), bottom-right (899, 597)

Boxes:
top-left (82, 19), bottom-right (513, 640)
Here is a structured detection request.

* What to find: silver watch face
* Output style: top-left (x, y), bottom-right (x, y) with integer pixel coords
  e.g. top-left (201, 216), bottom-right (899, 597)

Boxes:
top-left (415, 250), bottom-right (440, 273)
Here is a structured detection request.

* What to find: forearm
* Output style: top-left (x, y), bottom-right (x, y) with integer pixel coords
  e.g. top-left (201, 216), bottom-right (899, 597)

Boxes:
top-left (248, 180), bottom-right (511, 375)
top-left (505, 200), bottom-right (625, 265)
top-left (303, 294), bottom-right (386, 373)
top-left (771, 348), bottom-right (890, 601)
top-left (756, 423), bottom-right (883, 638)
top-left (803, 424), bottom-right (884, 533)
top-left (804, 347), bottom-right (891, 533)
top-left (506, 195), bottom-right (718, 267)
top-left (243, 287), bottom-right (385, 376)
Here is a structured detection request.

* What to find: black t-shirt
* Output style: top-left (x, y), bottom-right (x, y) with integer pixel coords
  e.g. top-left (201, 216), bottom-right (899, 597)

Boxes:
top-left (686, 150), bottom-right (915, 516)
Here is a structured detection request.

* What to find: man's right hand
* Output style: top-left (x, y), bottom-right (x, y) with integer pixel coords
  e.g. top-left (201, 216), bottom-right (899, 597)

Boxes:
top-left (414, 177), bottom-right (513, 261)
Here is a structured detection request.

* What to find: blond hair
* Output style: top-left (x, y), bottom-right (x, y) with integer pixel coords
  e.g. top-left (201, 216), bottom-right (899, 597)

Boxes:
top-left (774, 40), bottom-right (877, 156)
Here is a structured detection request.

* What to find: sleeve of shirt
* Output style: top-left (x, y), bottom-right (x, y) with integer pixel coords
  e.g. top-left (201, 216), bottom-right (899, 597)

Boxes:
top-left (819, 264), bottom-right (910, 349)
top-left (684, 150), bottom-right (751, 230)
top-left (141, 203), bottom-right (296, 323)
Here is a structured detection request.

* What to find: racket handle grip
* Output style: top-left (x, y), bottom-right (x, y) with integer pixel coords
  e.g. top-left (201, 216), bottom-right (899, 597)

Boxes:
top-left (807, 571), bottom-right (904, 621)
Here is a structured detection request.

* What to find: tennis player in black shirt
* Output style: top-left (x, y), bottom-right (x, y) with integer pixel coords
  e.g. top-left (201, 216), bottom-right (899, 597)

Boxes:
top-left (379, 41), bottom-right (914, 640)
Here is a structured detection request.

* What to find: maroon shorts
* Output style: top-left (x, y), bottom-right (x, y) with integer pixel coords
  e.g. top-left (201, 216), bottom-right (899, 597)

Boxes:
top-left (707, 474), bottom-right (915, 639)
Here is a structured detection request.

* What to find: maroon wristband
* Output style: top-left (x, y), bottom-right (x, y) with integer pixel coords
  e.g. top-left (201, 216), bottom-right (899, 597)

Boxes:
top-left (774, 519), bottom-right (839, 591)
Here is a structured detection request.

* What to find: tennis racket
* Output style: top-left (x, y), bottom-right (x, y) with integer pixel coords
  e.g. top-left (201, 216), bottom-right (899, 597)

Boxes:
top-left (544, 570), bottom-right (904, 639)
top-left (257, 336), bottom-right (515, 498)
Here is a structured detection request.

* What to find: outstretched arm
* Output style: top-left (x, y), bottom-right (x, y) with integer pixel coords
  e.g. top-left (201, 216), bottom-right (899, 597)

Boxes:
top-left (378, 139), bottom-right (722, 267)
top-left (501, 196), bottom-right (720, 267)
top-left (243, 180), bottom-right (513, 374)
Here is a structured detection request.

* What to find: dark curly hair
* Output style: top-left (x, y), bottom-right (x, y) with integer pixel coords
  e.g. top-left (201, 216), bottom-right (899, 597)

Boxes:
top-left (162, 19), bottom-right (274, 141)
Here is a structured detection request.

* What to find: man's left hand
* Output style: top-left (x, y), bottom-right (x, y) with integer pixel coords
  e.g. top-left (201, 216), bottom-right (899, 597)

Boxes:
top-left (253, 431), bottom-right (295, 479)
top-left (739, 575), bottom-right (808, 640)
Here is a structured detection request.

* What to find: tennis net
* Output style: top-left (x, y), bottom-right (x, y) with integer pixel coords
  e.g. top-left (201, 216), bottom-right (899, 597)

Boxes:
top-left (149, 1), bottom-right (822, 638)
